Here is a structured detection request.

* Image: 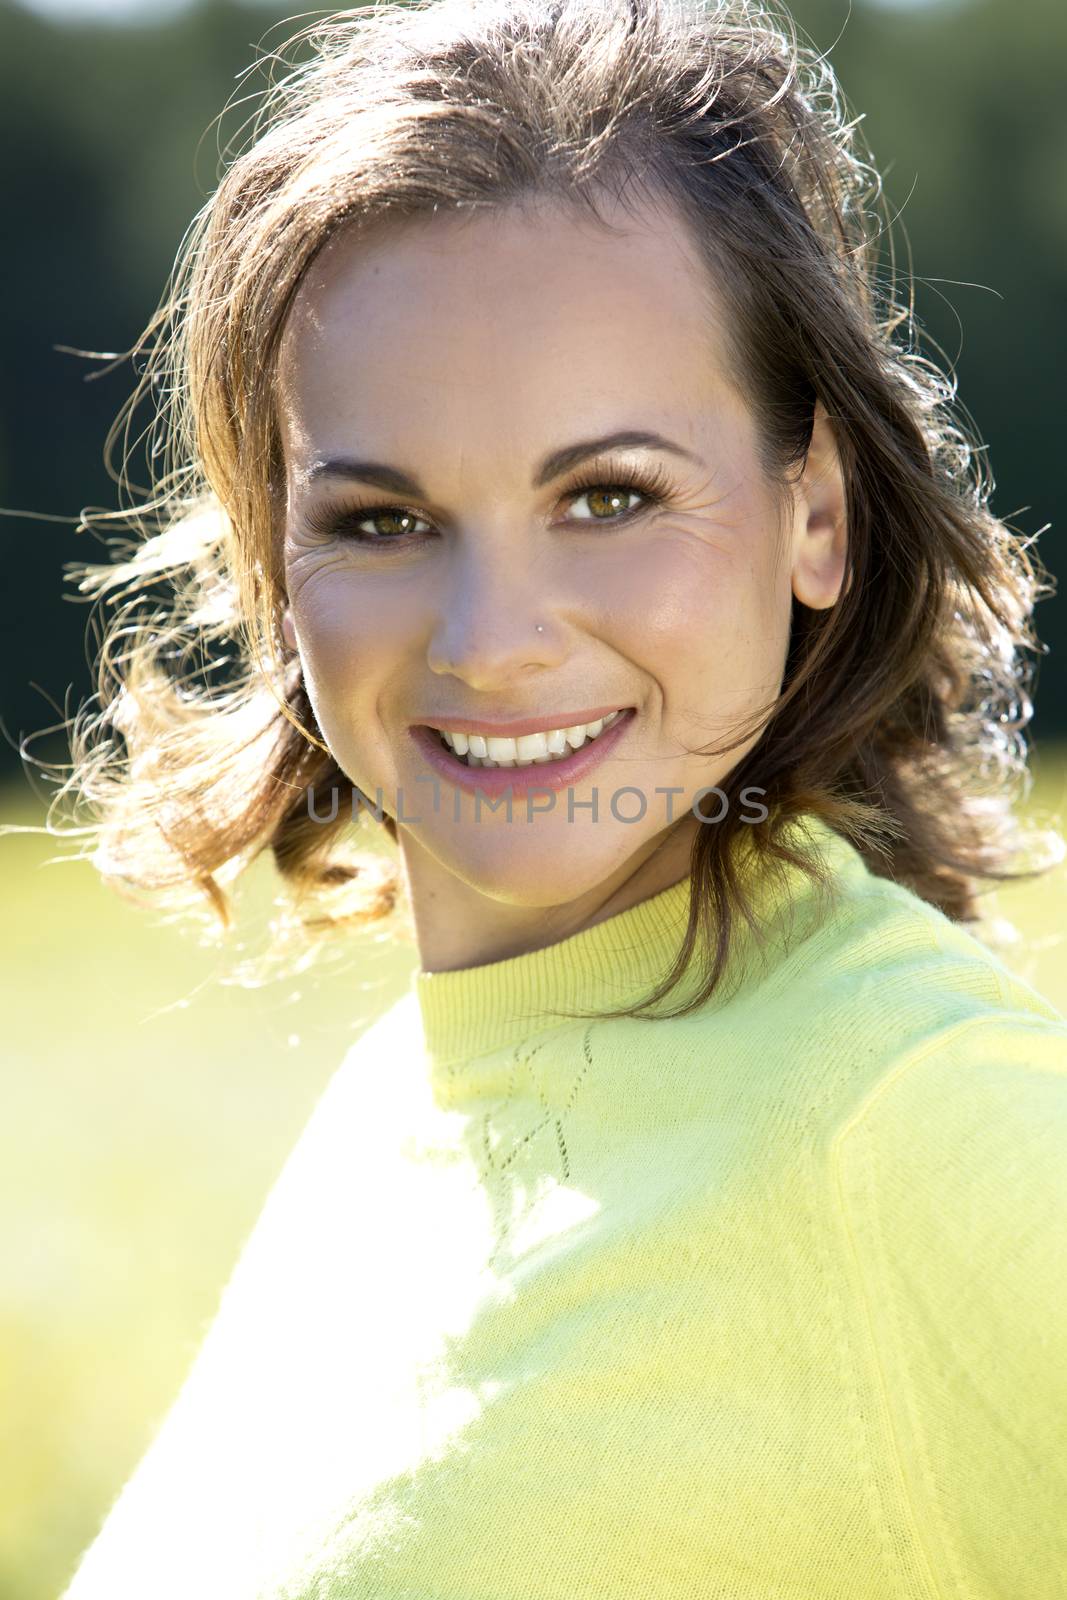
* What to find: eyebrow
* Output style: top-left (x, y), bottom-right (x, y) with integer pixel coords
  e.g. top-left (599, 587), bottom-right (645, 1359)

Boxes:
top-left (304, 429), bottom-right (702, 496)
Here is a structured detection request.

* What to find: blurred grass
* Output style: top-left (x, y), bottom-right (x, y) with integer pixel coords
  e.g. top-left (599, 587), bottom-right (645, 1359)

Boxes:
top-left (2, 752), bottom-right (1065, 1600)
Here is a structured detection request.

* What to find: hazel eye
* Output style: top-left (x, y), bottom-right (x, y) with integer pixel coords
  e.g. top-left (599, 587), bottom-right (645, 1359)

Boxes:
top-left (354, 508), bottom-right (432, 540)
top-left (300, 499), bottom-right (435, 544)
top-left (568, 485), bottom-right (644, 521)
top-left (299, 459), bottom-right (671, 548)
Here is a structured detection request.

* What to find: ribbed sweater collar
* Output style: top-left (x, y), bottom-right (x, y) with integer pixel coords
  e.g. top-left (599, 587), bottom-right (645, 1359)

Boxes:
top-left (412, 813), bottom-right (855, 1069)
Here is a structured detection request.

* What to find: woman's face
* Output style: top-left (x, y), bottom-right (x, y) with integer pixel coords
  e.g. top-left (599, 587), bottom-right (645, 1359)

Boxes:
top-left (277, 191), bottom-right (845, 957)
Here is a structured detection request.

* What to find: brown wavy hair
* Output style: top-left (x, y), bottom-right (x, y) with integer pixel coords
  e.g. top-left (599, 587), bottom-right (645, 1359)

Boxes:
top-left (14, 0), bottom-right (1062, 1015)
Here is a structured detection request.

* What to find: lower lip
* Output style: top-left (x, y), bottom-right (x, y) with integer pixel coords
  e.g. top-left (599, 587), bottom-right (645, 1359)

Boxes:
top-left (409, 710), bottom-right (636, 799)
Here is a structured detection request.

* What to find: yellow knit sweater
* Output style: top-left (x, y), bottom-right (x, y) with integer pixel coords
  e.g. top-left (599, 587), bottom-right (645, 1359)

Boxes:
top-left (61, 815), bottom-right (1067, 1599)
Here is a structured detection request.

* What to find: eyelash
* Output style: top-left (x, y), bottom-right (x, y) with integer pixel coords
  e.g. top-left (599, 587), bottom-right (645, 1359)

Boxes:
top-left (300, 458), bottom-right (675, 548)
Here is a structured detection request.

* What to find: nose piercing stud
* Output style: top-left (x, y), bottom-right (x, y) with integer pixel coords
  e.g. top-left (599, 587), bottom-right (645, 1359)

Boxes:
top-left (535, 624), bottom-right (544, 633)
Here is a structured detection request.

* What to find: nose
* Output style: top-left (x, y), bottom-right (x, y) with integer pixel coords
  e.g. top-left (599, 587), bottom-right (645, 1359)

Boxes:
top-left (426, 547), bottom-right (567, 689)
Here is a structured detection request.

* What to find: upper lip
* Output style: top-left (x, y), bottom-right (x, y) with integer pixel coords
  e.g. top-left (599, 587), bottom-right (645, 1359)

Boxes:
top-left (416, 705), bottom-right (634, 738)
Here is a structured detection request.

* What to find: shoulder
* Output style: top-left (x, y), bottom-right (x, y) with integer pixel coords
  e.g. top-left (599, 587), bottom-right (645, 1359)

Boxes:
top-left (826, 1006), bottom-right (1067, 1589)
top-left (811, 845), bottom-right (1067, 1594)
top-left (765, 816), bottom-right (1067, 1056)
top-left (292, 990), bottom-right (426, 1151)
top-left (831, 1007), bottom-right (1067, 1172)
top-left (331, 989), bottom-right (423, 1090)
top-left (825, 915), bottom-right (1067, 1388)
top-left (234, 993), bottom-right (424, 1235)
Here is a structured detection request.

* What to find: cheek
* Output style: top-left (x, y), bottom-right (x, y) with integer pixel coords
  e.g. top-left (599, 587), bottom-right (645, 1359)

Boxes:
top-left (293, 568), bottom-right (412, 690)
top-left (286, 569), bottom-right (410, 782)
top-left (610, 529), bottom-right (788, 709)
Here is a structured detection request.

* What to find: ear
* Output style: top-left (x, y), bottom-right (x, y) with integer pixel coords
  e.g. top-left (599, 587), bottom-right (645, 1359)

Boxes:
top-left (280, 603), bottom-right (298, 652)
top-left (790, 401), bottom-right (848, 611)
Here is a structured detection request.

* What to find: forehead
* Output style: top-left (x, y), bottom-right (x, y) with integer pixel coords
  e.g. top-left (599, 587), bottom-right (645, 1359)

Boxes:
top-left (276, 193), bottom-right (744, 480)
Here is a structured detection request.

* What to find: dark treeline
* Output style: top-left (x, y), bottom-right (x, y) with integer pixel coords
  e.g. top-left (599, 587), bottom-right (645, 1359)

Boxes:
top-left (1, 0), bottom-right (1063, 793)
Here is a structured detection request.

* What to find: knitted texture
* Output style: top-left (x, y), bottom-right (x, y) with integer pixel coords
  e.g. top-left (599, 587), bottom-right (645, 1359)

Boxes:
top-left (60, 816), bottom-right (1067, 1599)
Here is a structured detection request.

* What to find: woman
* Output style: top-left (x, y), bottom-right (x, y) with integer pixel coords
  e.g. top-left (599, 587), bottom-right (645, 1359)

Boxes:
top-left (51, 0), bottom-right (1066, 1594)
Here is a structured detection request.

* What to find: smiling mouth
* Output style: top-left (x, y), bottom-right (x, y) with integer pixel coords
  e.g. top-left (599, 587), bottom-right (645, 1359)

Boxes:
top-left (430, 709), bottom-right (628, 769)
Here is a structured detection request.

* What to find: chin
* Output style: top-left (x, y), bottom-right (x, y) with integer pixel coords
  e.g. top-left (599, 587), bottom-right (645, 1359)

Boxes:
top-left (420, 823), bottom-right (633, 908)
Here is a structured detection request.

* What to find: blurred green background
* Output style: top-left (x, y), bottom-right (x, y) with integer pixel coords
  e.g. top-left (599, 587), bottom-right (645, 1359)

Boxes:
top-left (1, 0), bottom-right (1065, 1594)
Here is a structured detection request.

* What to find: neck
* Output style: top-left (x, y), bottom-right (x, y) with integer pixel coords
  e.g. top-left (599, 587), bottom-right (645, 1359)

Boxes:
top-left (397, 816), bottom-right (703, 974)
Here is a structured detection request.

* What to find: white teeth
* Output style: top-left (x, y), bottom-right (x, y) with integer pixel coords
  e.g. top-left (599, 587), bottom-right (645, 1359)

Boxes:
top-left (438, 710), bottom-right (626, 769)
